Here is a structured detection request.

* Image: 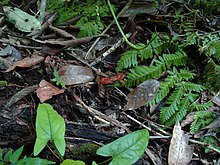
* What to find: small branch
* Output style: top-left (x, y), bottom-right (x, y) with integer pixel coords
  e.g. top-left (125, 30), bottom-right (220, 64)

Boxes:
top-left (89, 33), bottom-right (131, 66)
top-left (73, 93), bottom-right (131, 133)
top-left (189, 139), bottom-right (220, 154)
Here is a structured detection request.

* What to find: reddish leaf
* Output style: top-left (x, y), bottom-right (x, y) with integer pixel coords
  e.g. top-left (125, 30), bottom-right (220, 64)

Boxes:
top-left (36, 80), bottom-right (65, 103)
top-left (58, 65), bottom-right (94, 85)
top-left (123, 80), bottom-right (160, 111)
top-left (100, 73), bottom-right (125, 85)
top-left (42, 44), bottom-right (64, 55)
top-left (5, 54), bottom-right (44, 72)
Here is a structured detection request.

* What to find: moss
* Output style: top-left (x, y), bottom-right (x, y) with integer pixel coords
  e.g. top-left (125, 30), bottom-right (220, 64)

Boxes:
top-left (71, 143), bottom-right (100, 157)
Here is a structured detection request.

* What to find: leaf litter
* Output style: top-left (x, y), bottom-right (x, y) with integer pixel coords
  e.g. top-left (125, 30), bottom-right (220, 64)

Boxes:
top-left (0, 0), bottom-right (219, 164)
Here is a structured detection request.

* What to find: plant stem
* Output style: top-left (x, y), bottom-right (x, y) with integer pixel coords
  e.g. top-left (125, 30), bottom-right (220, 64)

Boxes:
top-left (98, 158), bottom-right (112, 165)
top-left (189, 139), bottom-right (220, 154)
top-left (107, 0), bottom-right (143, 50)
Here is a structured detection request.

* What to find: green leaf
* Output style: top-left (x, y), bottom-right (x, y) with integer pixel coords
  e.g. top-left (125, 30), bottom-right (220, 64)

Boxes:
top-left (92, 161), bottom-right (98, 165)
top-left (96, 129), bottom-right (149, 165)
top-left (60, 159), bottom-right (86, 165)
top-left (10, 146), bottom-right (23, 163)
top-left (0, 148), bottom-right (2, 160)
top-left (3, 6), bottom-right (41, 32)
top-left (3, 149), bottom-right (12, 161)
top-left (14, 157), bottom-right (55, 165)
top-left (34, 103), bottom-right (66, 156)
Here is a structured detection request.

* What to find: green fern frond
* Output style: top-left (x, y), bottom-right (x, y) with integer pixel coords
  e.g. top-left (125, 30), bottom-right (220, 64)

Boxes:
top-left (148, 68), bottom-right (181, 106)
top-left (159, 83), bottom-right (186, 123)
top-left (203, 58), bottom-right (220, 91)
top-left (205, 41), bottom-right (220, 60)
top-left (182, 82), bottom-right (204, 92)
top-left (125, 52), bottom-right (187, 87)
top-left (162, 51), bottom-right (187, 67)
top-left (165, 93), bottom-right (192, 126)
top-left (190, 111), bottom-right (215, 133)
top-left (138, 45), bottom-right (153, 61)
top-left (76, 18), bottom-right (101, 37)
top-left (159, 79), bottom-right (205, 126)
top-left (116, 33), bottom-right (182, 72)
top-left (201, 136), bottom-right (220, 153)
top-left (116, 35), bottom-right (161, 72)
top-left (116, 50), bottom-right (140, 72)
top-left (125, 60), bottom-right (165, 87)
top-left (149, 68), bottom-right (197, 106)
top-left (179, 69), bottom-right (196, 80)
top-left (189, 101), bottom-right (213, 112)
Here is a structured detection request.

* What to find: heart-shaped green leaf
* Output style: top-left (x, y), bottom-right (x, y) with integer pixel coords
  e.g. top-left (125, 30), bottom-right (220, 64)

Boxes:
top-left (96, 129), bottom-right (149, 165)
top-left (34, 103), bottom-right (66, 156)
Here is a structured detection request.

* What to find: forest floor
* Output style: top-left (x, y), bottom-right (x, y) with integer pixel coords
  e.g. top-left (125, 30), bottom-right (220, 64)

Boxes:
top-left (0, 0), bottom-right (220, 165)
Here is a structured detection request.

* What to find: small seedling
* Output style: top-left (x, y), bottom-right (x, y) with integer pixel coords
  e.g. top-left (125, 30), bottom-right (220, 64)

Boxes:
top-left (51, 67), bottom-right (66, 89)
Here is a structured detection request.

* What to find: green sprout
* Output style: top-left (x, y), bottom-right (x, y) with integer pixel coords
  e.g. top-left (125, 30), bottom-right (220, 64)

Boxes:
top-left (51, 67), bottom-right (66, 89)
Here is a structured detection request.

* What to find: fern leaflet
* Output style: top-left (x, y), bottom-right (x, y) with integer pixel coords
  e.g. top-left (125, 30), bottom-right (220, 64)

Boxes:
top-left (190, 111), bottom-right (215, 133)
top-left (125, 51), bottom-right (187, 87)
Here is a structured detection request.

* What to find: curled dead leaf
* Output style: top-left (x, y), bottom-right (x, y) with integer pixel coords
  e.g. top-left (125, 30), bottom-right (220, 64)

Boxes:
top-left (123, 79), bottom-right (160, 111)
top-left (168, 122), bottom-right (194, 165)
top-left (36, 80), bottom-right (65, 103)
top-left (5, 54), bottom-right (44, 72)
top-left (58, 65), bottom-right (94, 85)
top-left (100, 73), bottom-right (125, 85)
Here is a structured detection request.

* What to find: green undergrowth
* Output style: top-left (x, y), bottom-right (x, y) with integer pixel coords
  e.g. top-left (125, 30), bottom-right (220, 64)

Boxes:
top-left (116, 31), bottom-right (219, 130)
top-left (191, 0), bottom-right (220, 14)
top-left (46, 0), bottom-right (115, 37)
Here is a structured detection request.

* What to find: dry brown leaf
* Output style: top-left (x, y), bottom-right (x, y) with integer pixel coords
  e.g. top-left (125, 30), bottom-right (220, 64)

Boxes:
top-left (36, 80), bottom-right (65, 103)
top-left (168, 122), bottom-right (194, 165)
top-left (5, 54), bottom-right (44, 72)
top-left (123, 79), bottom-right (159, 111)
top-left (204, 116), bottom-right (220, 129)
top-left (58, 65), bottom-right (94, 85)
top-left (181, 112), bottom-right (195, 127)
top-left (48, 24), bottom-right (76, 39)
top-left (6, 85), bottom-right (38, 108)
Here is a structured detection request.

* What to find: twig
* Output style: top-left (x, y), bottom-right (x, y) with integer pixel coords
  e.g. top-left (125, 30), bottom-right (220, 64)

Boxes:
top-left (122, 112), bottom-right (170, 137)
top-left (73, 93), bottom-right (131, 133)
top-left (0, 39), bottom-right (41, 50)
top-left (85, 0), bottom-right (133, 59)
top-left (89, 33), bottom-right (131, 66)
top-left (189, 139), bottom-right (220, 154)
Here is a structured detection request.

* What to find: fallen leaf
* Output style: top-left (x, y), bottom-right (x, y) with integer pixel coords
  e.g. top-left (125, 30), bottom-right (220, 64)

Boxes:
top-left (42, 44), bottom-right (64, 55)
top-left (5, 54), bottom-right (44, 72)
top-left (204, 116), bottom-right (220, 129)
top-left (211, 94), bottom-right (220, 106)
top-left (123, 79), bottom-right (160, 111)
top-left (181, 112), bottom-right (195, 127)
top-left (58, 65), bottom-right (94, 85)
top-left (100, 73), bottom-right (125, 85)
top-left (168, 122), bottom-right (194, 165)
top-left (3, 6), bottom-right (41, 32)
top-left (6, 85), bottom-right (38, 108)
top-left (36, 80), bottom-right (65, 103)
